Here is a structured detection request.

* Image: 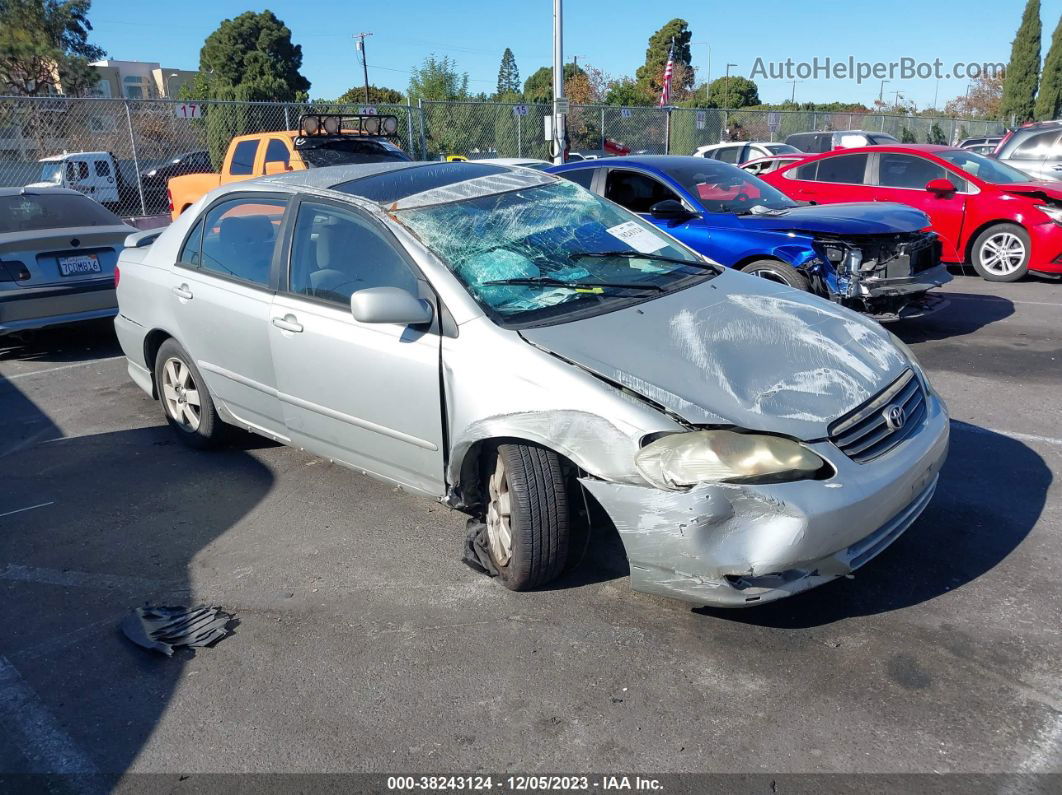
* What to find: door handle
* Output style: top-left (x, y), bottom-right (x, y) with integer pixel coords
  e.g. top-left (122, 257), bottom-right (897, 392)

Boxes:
top-left (272, 315), bottom-right (303, 333)
top-left (172, 284), bottom-right (193, 300)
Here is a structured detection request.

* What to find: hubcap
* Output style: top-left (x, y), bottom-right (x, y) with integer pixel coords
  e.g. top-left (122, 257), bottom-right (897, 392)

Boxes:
top-left (161, 356), bottom-right (201, 432)
top-left (748, 268), bottom-right (791, 286)
top-left (980, 232), bottom-right (1026, 275)
top-left (485, 453), bottom-right (513, 566)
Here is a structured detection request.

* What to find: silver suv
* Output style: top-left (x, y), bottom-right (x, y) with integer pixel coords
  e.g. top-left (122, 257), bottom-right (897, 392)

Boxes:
top-left (994, 121), bottom-right (1062, 181)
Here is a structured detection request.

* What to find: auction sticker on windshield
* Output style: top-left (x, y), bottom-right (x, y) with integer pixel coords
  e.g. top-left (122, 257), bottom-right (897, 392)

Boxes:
top-left (606, 221), bottom-right (666, 254)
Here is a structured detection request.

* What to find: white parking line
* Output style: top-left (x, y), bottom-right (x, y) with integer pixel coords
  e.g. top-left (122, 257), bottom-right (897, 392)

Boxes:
top-left (0, 654), bottom-right (98, 773)
top-left (0, 563), bottom-right (171, 592)
top-left (0, 501), bottom-right (54, 519)
top-left (959, 423), bottom-right (1062, 448)
top-left (3, 356), bottom-right (124, 382)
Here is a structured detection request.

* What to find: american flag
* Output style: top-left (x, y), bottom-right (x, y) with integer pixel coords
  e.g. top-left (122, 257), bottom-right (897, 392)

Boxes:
top-left (658, 41), bottom-right (675, 107)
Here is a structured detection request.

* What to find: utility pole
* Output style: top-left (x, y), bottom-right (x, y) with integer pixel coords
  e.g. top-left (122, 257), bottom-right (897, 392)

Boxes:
top-left (890, 90), bottom-right (904, 111)
top-left (787, 80), bottom-right (801, 103)
top-left (552, 0), bottom-right (566, 164)
top-left (878, 79), bottom-right (889, 105)
top-left (692, 41), bottom-right (711, 99)
top-left (724, 63), bottom-right (737, 110)
top-left (354, 32), bottom-right (373, 105)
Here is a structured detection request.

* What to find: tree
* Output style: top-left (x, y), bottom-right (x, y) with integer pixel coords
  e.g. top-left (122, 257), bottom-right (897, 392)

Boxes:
top-left (604, 76), bottom-right (651, 106)
top-left (900, 127), bottom-right (916, 143)
top-left (1036, 15), bottom-right (1062, 120)
top-left (496, 47), bottom-right (520, 97)
top-left (928, 123), bottom-right (947, 145)
top-left (408, 54), bottom-right (469, 101)
top-left (195, 10), bottom-right (309, 100)
top-left (706, 75), bottom-right (760, 108)
top-left (1001, 0), bottom-right (1041, 123)
top-left (634, 19), bottom-right (693, 100)
top-left (0, 0), bottom-right (105, 96)
top-left (336, 84), bottom-right (403, 105)
top-left (945, 73), bottom-right (1005, 118)
top-left (523, 63), bottom-right (583, 104)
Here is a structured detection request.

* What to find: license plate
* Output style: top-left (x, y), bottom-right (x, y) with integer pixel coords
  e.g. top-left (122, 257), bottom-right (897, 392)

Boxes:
top-left (58, 254), bottom-right (101, 276)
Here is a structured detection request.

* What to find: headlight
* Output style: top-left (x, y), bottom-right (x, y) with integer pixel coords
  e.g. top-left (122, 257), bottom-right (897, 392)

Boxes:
top-left (1034, 204), bottom-right (1062, 225)
top-left (635, 430), bottom-right (825, 490)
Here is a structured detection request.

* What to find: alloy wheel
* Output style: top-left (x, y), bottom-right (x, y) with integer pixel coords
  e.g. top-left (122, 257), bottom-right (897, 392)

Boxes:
top-left (486, 453), bottom-right (513, 566)
top-left (161, 356), bottom-right (201, 432)
top-left (979, 232), bottom-right (1026, 276)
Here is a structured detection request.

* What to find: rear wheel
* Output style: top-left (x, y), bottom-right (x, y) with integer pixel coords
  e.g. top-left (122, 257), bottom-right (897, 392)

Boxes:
top-left (740, 259), bottom-right (810, 291)
top-left (154, 339), bottom-right (226, 449)
top-left (971, 223), bottom-right (1030, 282)
top-left (484, 443), bottom-right (571, 590)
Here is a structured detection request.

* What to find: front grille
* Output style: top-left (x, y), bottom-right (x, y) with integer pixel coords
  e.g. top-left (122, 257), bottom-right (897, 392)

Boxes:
top-left (828, 369), bottom-right (927, 463)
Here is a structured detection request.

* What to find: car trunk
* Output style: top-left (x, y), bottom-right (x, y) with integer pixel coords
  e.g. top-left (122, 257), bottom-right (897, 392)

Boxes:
top-left (0, 225), bottom-right (129, 288)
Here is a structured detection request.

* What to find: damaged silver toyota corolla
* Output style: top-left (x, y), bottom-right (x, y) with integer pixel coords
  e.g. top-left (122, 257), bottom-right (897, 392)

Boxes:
top-left (115, 161), bottom-right (949, 607)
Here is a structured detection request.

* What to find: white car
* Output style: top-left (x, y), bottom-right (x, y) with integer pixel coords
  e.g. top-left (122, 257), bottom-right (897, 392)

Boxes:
top-left (693, 142), bottom-right (801, 165)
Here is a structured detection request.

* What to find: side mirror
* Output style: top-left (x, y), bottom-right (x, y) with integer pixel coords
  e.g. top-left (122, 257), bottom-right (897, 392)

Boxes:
top-left (350, 286), bottom-right (434, 326)
top-left (649, 199), bottom-right (695, 220)
top-left (925, 178), bottom-right (957, 195)
top-left (264, 161), bottom-right (291, 175)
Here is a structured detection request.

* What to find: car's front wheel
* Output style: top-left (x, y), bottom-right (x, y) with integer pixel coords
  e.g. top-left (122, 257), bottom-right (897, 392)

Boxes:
top-left (971, 223), bottom-right (1030, 282)
top-left (740, 259), bottom-right (810, 291)
top-left (154, 338), bottom-right (227, 449)
top-left (483, 443), bottom-right (571, 590)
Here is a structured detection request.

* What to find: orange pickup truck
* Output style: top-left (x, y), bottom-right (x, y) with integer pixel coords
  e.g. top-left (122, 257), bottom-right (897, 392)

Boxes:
top-left (167, 114), bottom-right (410, 220)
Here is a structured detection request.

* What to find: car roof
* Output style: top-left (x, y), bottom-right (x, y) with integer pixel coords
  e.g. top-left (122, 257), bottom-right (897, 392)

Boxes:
top-left (559, 154), bottom-right (707, 170)
top-left (0, 186), bottom-right (85, 197)
top-left (37, 151), bottom-right (111, 161)
top-left (260, 160), bottom-right (556, 208)
top-left (798, 144), bottom-right (957, 156)
top-left (471, 157), bottom-right (551, 166)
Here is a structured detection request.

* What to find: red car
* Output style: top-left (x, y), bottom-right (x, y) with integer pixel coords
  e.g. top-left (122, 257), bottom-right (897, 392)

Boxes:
top-left (758, 144), bottom-right (1062, 281)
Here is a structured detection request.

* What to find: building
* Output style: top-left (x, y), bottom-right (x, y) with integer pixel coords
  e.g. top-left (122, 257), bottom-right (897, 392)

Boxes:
top-left (88, 60), bottom-right (198, 100)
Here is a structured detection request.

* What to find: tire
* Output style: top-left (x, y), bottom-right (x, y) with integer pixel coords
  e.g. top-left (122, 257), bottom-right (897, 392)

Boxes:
top-left (483, 443), bottom-right (571, 591)
top-left (154, 338), bottom-right (227, 449)
top-left (971, 223), bottom-right (1030, 282)
top-left (739, 259), bottom-right (810, 291)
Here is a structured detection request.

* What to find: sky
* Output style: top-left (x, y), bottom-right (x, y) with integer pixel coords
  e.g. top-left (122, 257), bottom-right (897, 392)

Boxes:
top-left (87, 0), bottom-right (1062, 109)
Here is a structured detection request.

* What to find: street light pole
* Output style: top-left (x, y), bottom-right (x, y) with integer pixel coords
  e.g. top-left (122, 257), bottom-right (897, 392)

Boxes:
top-left (552, 0), bottom-right (566, 164)
top-left (724, 63), bottom-right (736, 110)
top-left (879, 79), bottom-right (890, 105)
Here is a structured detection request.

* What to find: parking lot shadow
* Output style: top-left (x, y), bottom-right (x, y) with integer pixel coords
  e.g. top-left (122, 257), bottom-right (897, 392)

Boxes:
top-left (0, 382), bottom-right (273, 781)
top-left (0, 319), bottom-right (122, 365)
top-left (696, 420), bottom-right (1050, 628)
top-left (891, 292), bottom-right (1015, 343)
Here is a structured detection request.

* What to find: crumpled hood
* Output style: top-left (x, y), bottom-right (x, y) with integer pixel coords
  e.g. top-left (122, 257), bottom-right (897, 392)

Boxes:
top-left (739, 202), bottom-right (929, 236)
top-left (520, 271), bottom-right (909, 440)
top-left (997, 180), bottom-right (1062, 200)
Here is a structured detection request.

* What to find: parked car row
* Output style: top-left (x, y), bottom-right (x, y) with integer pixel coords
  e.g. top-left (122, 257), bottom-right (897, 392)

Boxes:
top-left (113, 161), bottom-right (950, 608)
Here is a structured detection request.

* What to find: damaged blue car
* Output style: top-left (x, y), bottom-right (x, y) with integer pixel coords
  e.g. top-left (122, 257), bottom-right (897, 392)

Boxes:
top-left (548, 155), bottom-right (950, 321)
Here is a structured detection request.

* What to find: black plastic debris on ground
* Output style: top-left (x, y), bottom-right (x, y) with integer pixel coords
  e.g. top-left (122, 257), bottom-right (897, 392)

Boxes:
top-left (462, 518), bottom-right (499, 577)
top-left (121, 605), bottom-right (236, 656)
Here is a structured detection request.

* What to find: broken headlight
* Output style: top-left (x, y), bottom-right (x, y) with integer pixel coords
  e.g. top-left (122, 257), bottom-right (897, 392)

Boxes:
top-left (816, 241), bottom-right (866, 273)
top-left (635, 430), bottom-right (825, 490)
top-left (1034, 204), bottom-right (1062, 225)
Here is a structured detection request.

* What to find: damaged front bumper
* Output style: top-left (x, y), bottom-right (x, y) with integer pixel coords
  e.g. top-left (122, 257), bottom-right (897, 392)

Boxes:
top-left (816, 232), bottom-right (951, 319)
top-left (580, 393), bottom-right (950, 607)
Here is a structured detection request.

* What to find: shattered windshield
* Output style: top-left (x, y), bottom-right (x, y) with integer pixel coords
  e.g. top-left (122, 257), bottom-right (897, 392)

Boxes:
top-left (396, 180), bottom-right (716, 326)
top-left (297, 138), bottom-right (411, 167)
top-left (665, 160), bottom-right (797, 214)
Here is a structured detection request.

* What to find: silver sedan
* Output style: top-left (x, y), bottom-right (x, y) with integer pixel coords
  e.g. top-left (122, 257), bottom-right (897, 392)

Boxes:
top-left (1, 187), bottom-right (134, 334)
top-left (114, 162), bottom-right (949, 607)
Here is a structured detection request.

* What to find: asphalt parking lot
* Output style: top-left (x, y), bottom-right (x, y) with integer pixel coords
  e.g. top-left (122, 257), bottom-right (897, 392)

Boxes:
top-left (0, 271), bottom-right (1060, 782)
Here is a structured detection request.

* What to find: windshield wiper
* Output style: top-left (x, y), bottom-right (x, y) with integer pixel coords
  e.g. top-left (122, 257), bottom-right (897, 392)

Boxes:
top-left (480, 276), bottom-right (664, 293)
top-left (570, 250), bottom-right (720, 271)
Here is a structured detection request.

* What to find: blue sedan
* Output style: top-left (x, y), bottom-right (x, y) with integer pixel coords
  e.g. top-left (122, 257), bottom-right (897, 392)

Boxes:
top-left (547, 155), bottom-right (950, 320)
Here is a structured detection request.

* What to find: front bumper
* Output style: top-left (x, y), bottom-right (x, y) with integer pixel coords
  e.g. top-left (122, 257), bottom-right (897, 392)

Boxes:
top-left (1028, 221), bottom-right (1062, 275)
top-left (0, 280), bottom-right (117, 334)
top-left (581, 392), bottom-right (950, 607)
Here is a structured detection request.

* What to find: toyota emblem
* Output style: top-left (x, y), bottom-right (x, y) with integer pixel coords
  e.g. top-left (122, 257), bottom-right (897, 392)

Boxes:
top-left (883, 404), bottom-right (906, 431)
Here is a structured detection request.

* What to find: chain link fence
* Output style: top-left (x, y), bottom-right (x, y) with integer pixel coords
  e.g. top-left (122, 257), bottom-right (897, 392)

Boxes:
top-left (0, 94), bottom-right (1007, 219)
top-left (0, 96), bottom-right (426, 217)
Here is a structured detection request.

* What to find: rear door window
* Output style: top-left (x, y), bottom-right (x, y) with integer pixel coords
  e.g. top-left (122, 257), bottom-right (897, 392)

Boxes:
top-left (558, 168), bottom-right (595, 190)
top-left (813, 153), bottom-right (869, 184)
top-left (1010, 130), bottom-right (1061, 160)
top-left (714, 146), bottom-right (742, 164)
top-left (198, 197), bottom-right (287, 286)
top-left (229, 140), bottom-right (260, 175)
top-left (265, 138), bottom-right (290, 168)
